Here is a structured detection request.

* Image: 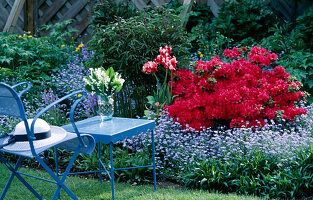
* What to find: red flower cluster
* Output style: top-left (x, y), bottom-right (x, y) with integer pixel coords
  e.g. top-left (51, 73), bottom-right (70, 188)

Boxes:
top-left (164, 47), bottom-right (306, 130)
top-left (223, 47), bottom-right (242, 58)
top-left (142, 46), bottom-right (177, 73)
top-left (247, 46), bottom-right (278, 66)
top-left (142, 61), bottom-right (158, 74)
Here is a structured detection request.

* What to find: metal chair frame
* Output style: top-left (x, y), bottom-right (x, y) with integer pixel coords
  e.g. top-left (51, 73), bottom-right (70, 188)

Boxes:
top-left (0, 82), bottom-right (93, 200)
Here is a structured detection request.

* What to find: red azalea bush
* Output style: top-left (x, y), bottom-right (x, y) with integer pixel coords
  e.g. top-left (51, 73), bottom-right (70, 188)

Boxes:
top-left (165, 46), bottom-right (306, 130)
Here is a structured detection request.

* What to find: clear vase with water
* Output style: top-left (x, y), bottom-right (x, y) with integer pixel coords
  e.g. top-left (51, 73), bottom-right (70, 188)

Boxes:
top-left (97, 95), bottom-right (114, 121)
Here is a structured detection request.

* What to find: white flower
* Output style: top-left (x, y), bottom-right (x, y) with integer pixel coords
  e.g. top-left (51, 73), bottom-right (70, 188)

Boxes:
top-left (114, 72), bottom-right (125, 85)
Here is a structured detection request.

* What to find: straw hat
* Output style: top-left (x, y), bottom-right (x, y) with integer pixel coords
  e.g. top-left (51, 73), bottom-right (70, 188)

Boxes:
top-left (3, 119), bottom-right (66, 151)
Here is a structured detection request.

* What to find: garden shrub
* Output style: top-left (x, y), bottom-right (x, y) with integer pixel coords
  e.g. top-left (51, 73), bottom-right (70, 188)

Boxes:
top-left (191, 0), bottom-right (277, 48)
top-left (165, 46), bottom-right (306, 130)
top-left (278, 51), bottom-right (313, 102)
top-left (88, 7), bottom-right (191, 117)
top-left (296, 5), bottom-right (313, 51)
top-left (211, 0), bottom-right (276, 43)
top-left (0, 20), bottom-right (78, 94)
top-left (91, 0), bottom-right (139, 27)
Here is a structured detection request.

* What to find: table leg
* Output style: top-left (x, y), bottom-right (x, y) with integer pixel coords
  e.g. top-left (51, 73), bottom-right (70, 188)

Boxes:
top-left (110, 142), bottom-right (115, 200)
top-left (98, 142), bottom-right (103, 184)
top-left (151, 130), bottom-right (157, 190)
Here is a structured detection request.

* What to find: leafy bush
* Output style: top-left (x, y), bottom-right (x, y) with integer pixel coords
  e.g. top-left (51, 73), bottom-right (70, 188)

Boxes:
top-left (211, 0), bottom-right (276, 43)
top-left (296, 5), bottom-right (313, 51)
top-left (165, 47), bottom-right (306, 130)
top-left (91, 0), bottom-right (139, 27)
top-left (278, 51), bottom-right (313, 102)
top-left (0, 20), bottom-right (77, 94)
top-left (191, 0), bottom-right (276, 48)
top-left (88, 7), bottom-right (191, 117)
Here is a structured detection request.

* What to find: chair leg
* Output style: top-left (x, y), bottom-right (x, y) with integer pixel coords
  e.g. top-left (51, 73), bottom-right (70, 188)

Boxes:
top-left (35, 147), bottom-right (80, 200)
top-left (0, 155), bottom-right (43, 200)
top-left (54, 147), bottom-right (61, 200)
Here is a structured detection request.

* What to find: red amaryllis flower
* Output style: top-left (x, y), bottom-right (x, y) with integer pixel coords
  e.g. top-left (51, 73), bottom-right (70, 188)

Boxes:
top-left (142, 61), bottom-right (158, 74)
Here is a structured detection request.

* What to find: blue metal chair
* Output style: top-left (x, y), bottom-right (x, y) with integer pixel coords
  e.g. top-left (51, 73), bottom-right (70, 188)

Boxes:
top-left (0, 82), bottom-right (95, 200)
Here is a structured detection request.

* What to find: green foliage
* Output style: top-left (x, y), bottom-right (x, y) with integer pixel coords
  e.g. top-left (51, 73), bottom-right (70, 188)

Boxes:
top-left (190, 0), bottom-right (276, 49)
top-left (296, 5), bottom-right (313, 51)
top-left (212, 0), bottom-right (276, 43)
top-left (88, 7), bottom-right (191, 117)
top-left (261, 25), bottom-right (305, 54)
top-left (197, 32), bottom-right (234, 60)
top-left (183, 147), bottom-right (313, 199)
top-left (278, 51), bottom-right (313, 102)
top-left (40, 19), bottom-right (78, 45)
top-left (76, 144), bottom-right (153, 184)
top-left (0, 22), bottom-right (77, 93)
top-left (91, 0), bottom-right (139, 27)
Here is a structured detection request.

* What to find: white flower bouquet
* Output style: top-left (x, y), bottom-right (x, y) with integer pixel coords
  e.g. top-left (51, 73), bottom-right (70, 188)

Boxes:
top-left (84, 67), bottom-right (125, 97)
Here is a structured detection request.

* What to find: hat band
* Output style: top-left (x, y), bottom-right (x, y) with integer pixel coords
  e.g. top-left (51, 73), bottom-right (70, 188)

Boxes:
top-left (14, 130), bottom-right (51, 142)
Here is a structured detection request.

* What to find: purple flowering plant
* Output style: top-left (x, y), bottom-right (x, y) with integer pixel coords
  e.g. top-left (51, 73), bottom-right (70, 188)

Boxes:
top-left (120, 104), bottom-right (313, 180)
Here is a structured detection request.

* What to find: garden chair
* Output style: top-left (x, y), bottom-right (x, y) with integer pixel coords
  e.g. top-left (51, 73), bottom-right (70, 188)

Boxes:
top-left (0, 82), bottom-right (95, 200)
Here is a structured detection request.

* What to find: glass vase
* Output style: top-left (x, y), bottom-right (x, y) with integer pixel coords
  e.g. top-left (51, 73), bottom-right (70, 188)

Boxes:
top-left (97, 95), bottom-right (114, 121)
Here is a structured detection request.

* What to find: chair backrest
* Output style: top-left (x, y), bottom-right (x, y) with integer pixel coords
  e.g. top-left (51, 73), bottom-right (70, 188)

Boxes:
top-left (0, 83), bottom-right (28, 120)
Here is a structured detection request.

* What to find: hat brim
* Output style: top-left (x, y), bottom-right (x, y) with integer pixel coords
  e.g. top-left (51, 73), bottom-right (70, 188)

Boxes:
top-left (3, 126), bottom-right (67, 151)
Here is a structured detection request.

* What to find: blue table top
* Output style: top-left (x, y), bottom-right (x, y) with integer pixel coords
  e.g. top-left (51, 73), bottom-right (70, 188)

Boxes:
top-left (62, 116), bottom-right (155, 144)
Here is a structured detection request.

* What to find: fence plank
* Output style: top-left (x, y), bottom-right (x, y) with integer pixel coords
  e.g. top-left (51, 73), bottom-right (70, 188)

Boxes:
top-left (38, 0), bottom-right (67, 25)
top-left (132, 0), bottom-right (147, 9)
top-left (180, 0), bottom-right (194, 27)
top-left (4, 0), bottom-right (25, 33)
top-left (59, 0), bottom-right (88, 22)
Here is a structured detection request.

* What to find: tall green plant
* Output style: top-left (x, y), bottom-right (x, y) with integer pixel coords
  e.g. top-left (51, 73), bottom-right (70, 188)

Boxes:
top-left (88, 7), bottom-right (191, 117)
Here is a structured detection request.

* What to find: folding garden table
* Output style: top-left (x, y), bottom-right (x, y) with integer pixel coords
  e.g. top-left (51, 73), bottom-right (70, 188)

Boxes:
top-left (61, 116), bottom-right (156, 200)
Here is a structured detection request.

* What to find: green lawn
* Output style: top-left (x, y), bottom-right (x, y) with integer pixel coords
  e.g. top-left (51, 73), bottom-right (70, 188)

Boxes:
top-left (0, 164), bottom-right (261, 200)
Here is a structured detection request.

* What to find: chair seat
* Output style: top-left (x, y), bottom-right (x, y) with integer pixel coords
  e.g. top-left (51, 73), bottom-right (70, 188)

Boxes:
top-left (0, 132), bottom-right (95, 158)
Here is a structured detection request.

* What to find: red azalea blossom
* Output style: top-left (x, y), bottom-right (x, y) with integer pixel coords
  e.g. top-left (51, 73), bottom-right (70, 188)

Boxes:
top-left (223, 47), bottom-right (242, 58)
top-left (164, 46), bottom-right (306, 130)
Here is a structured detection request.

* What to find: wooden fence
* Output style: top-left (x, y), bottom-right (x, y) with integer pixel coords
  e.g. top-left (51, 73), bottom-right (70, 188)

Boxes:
top-left (0, 0), bottom-right (95, 40)
top-left (0, 0), bottom-right (312, 40)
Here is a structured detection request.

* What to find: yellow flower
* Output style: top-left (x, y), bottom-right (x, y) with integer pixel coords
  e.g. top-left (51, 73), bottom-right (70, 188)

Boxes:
top-left (23, 33), bottom-right (26, 37)
top-left (28, 35), bottom-right (32, 38)
top-left (78, 43), bottom-right (84, 48)
top-left (18, 35), bottom-right (22, 38)
top-left (215, 45), bottom-right (218, 47)
top-left (78, 94), bottom-right (82, 97)
top-left (61, 44), bottom-right (65, 47)
top-left (198, 51), bottom-right (202, 55)
top-left (200, 54), bottom-right (203, 58)
top-left (75, 47), bottom-right (80, 52)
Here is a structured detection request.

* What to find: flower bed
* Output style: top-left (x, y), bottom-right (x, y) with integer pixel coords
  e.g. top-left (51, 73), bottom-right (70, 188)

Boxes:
top-left (121, 105), bottom-right (313, 198)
